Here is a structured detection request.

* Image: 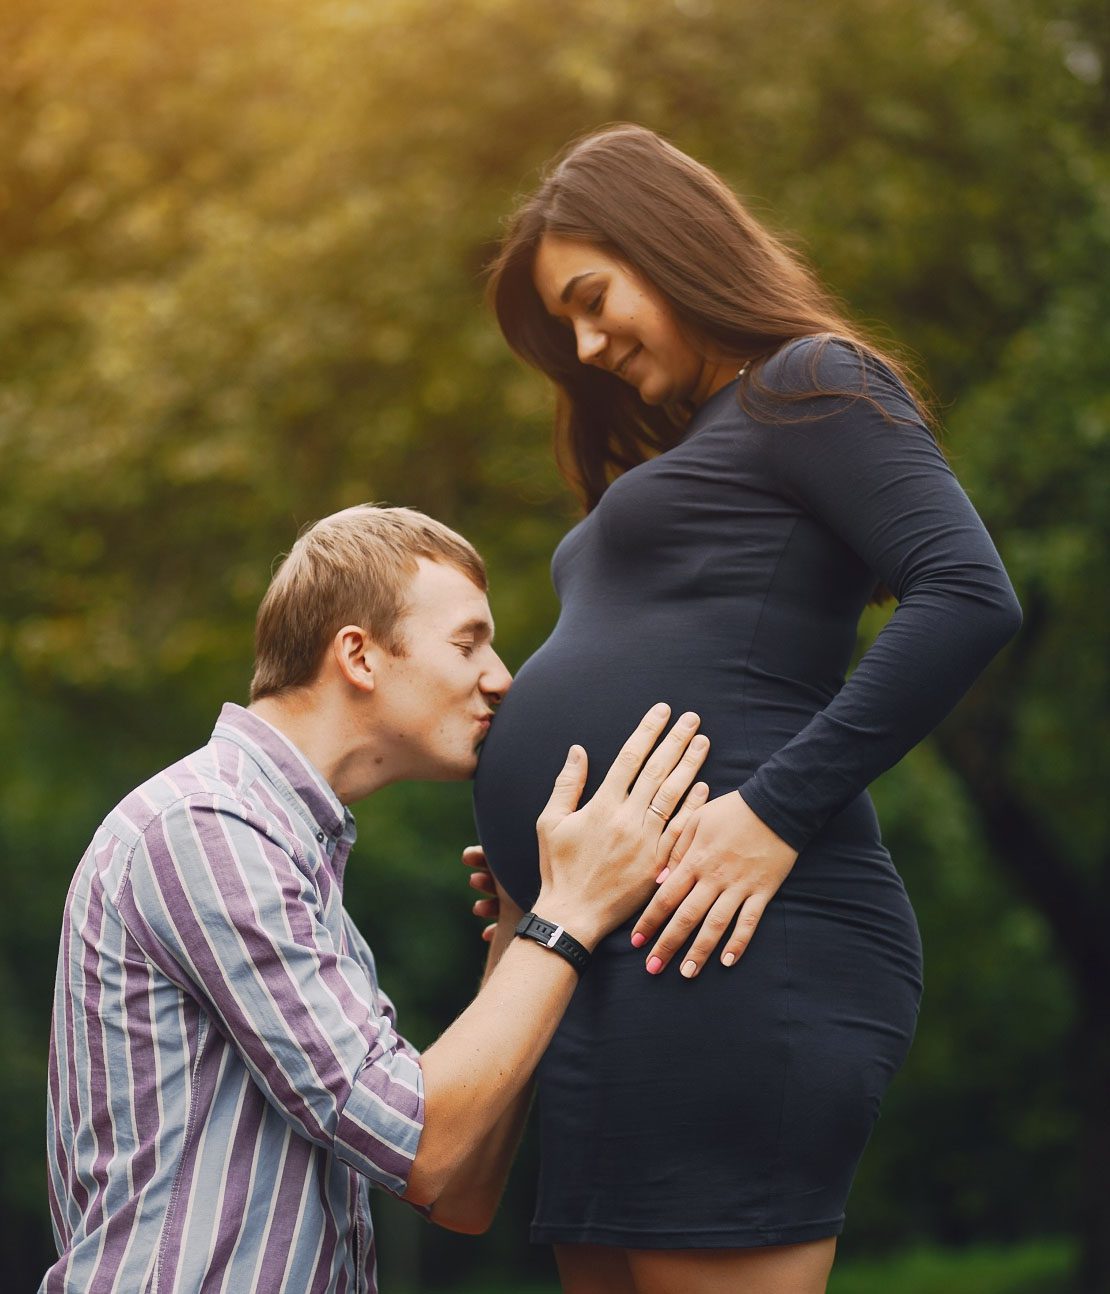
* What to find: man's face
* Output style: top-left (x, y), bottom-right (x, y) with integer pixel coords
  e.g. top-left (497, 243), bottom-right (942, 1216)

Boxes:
top-left (371, 559), bottom-right (512, 781)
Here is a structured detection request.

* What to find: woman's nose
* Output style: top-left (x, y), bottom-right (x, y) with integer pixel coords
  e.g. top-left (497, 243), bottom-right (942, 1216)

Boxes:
top-left (574, 319), bottom-right (607, 365)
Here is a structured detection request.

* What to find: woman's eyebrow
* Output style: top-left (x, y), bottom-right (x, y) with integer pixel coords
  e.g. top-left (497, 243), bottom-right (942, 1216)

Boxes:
top-left (560, 271), bottom-right (600, 303)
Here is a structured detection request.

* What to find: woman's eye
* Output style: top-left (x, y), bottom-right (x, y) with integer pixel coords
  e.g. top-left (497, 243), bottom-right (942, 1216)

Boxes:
top-left (587, 293), bottom-right (604, 314)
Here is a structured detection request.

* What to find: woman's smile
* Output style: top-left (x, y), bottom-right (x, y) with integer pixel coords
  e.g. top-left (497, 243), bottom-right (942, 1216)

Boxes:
top-left (613, 343), bottom-right (642, 380)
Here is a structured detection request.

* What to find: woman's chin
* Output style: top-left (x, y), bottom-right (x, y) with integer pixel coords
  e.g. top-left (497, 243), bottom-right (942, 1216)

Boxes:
top-left (632, 377), bottom-right (669, 406)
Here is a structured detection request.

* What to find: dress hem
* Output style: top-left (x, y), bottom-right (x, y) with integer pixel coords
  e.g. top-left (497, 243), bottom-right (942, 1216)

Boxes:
top-left (530, 1214), bottom-right (845, 1249)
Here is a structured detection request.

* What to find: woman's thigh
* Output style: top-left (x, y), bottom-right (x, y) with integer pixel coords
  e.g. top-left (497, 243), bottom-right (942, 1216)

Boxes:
top-left (554, 1243), bottom-right (636, 1294)
top-left (626, 1238), bottom-right (837, 1294)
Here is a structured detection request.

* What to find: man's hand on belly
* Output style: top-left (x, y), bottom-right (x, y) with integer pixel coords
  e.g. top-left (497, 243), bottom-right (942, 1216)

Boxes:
top-left (533, 704), bottom-right (711, 947)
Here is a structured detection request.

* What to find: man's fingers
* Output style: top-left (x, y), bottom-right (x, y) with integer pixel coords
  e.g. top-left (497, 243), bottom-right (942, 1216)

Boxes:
top-left (653, 810), bottom-right (699, 883)
top-left (472, 897), bottom-right (498, 920)
top-left (657, 782), bottom-right (709, 868)
top-left (595, 704), bottom-right (673, 798)
top-left (640, 735), bottom-right (709, 829)
top-left (626, 712), bottom-right (703, 811)
top-left (537, 745), bottom-right (589, 826)
top-left (467, 870), bottom-right (497, 894)
top-left (461, 844), bottom-right (486, 867)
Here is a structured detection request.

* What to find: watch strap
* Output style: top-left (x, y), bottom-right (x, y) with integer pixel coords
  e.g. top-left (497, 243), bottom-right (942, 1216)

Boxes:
top-left (514, 911), bottom-right (591, 975)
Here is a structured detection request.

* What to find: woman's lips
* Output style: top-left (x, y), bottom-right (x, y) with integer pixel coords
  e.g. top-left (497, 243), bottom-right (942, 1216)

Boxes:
top-left (615, 343), bottom-right (642, 378)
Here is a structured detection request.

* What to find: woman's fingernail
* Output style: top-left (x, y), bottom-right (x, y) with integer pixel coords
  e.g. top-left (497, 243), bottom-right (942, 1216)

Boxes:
top-left (646, 956), bottom-right (663, 974)
top-left (681, 960), bottom-right (698, 978)
top-left (722, 952), bottom-right (736, 967)
top-left (655, 867), bottom-right (669, 884)
top-left (631, 932), bottom-right (646, 948)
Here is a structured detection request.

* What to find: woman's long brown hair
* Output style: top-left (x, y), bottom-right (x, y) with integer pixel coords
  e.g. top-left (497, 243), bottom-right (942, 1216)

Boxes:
top-left (488, 123), bottom-right (933, 512)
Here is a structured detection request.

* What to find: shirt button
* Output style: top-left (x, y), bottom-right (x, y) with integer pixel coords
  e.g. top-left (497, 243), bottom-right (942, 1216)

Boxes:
top-left (316, 831), bottom-right (326, 843)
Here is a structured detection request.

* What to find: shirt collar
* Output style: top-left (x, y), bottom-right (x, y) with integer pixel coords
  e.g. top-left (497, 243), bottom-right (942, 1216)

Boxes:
top-left (212, 702), bottom-right (350, 844)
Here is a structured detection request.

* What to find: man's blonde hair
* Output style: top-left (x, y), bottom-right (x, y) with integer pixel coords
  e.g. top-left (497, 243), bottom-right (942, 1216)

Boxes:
top-left (250, 505), bottom-right (487, 702)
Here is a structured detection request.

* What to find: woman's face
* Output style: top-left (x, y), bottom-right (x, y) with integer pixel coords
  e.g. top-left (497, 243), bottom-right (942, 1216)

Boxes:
top-left (532, 233), bottom-right (735, 406)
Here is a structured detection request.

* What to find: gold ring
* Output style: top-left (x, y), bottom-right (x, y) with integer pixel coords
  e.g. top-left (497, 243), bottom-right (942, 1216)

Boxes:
top-left (648, 804), bottom-right (669, 821)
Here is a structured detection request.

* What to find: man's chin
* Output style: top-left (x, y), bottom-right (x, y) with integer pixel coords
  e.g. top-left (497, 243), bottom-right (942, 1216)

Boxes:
top-left (437, 749), bottom-right (482, 782)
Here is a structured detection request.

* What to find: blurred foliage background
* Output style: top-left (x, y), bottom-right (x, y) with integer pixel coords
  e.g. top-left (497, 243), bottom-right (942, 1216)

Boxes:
top-left (1, 0), bottom-right (1107, 1289)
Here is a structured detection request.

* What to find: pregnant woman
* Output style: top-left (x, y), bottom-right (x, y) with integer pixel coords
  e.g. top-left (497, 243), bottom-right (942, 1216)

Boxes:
top-left (472, 124), bottom-right (1021, 1294)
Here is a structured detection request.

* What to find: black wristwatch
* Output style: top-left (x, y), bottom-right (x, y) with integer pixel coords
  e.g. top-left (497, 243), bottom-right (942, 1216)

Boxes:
top-left (514, 912), bottom-right (592, 975)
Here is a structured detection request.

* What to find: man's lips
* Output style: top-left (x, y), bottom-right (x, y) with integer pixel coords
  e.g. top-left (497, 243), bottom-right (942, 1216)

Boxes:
top-left (613, 344), bottom-right (642, 377)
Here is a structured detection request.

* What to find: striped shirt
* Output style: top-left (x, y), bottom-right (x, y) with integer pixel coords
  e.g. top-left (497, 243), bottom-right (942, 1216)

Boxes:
top-left (42, 703), bottom-right (426, 1293)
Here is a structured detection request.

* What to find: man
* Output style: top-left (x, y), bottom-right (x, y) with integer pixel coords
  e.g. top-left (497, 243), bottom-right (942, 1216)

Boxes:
top-left (41, 505), bottom-right (708, 1293)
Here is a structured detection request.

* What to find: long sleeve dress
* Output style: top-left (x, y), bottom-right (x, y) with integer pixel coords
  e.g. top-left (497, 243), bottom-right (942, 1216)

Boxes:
top-left (472, 336), bottom-right (1022, 1248)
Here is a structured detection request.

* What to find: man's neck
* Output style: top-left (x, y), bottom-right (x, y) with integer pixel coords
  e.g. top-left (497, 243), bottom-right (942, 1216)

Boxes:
top-left (248, 692), bottom-right (390, 804)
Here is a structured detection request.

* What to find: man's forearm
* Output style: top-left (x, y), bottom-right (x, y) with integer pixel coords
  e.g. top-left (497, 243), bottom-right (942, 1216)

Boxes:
top-left (424, 915), bottom-right (536, 1231)
top-left (405, 709), bottom-right (707, 1210)
top-left (403, 899), bottom-right (587, 1208)
top-left (428, 1080), bottom-right (533, 1233)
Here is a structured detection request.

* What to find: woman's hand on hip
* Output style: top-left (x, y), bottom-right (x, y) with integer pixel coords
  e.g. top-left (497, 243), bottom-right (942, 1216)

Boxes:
top-left (630, 791), bottom-right (798, 977)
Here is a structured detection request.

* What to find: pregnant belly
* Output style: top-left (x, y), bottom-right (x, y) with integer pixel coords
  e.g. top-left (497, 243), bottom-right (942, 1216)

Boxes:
top-left (472, 635), bottom-right (762, 911)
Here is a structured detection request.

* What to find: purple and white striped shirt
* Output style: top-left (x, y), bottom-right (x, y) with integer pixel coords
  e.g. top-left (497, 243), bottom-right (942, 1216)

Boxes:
top-left (42, 703), bottom-right (426, 1293)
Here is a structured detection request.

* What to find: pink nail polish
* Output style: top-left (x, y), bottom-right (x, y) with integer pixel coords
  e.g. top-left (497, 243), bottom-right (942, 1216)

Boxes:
top-left (655, 867), bottom-right (670, 884)
top-left (646, 956), bottom-right (663, 974)
top-left (631, 932), bottom-right (646, 948)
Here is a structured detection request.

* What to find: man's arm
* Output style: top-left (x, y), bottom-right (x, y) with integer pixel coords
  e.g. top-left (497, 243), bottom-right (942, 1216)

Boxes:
top-left (427, 770), bottom-right (704, 1236)
top-left (118, 795), bottom-right (427, 1196)
top-left (115, 706), bottom-right (704, 1215)
top-left (403, 705), bottom-right (708, 1210)
top-left (423, 901), bottom-right (533, 1233)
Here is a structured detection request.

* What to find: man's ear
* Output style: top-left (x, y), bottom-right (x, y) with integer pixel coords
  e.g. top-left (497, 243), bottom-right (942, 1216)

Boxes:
top-left (331, 625), bottom-right (377, 694)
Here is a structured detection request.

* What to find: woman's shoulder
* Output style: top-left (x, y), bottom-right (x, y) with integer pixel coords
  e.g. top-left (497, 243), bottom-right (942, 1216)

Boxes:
top-left (759, 333), bottom-right (875, 392)
top-left (756, 332), bottom-right (922, 424)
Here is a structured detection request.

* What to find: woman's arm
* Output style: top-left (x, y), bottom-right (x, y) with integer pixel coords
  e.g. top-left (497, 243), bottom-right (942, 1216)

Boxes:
top-left (633, 338), bottom-right (1022, 974)
top-left (738, 338), bottom-right (1022, 847)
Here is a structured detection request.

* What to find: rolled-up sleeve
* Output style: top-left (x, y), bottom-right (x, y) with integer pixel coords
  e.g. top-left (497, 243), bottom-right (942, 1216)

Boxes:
top-left (120, 796), bottom-right (424, 1195)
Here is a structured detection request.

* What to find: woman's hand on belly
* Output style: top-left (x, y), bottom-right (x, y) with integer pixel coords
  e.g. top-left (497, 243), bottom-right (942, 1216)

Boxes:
top-left (462, 844), bottom-right (523, 944)
top-left (630, 790), bottom-right (798, 978)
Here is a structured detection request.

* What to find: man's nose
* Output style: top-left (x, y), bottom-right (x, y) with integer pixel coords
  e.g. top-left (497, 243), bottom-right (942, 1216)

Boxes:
top-left (574, 319), bottom-right (607, 365)
top-left (482, 654), bottom-right (513, 704)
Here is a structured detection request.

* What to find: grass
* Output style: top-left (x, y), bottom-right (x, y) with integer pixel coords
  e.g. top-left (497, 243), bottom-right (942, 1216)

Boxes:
top-left (410, 1239), bottom-right (1074, 1294)
top-left (826, 1240), bottom-right (1073, 1294)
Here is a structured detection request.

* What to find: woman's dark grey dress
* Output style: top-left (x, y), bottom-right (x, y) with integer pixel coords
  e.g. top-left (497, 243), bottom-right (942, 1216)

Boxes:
top-left (472, 338), bottom-right (1021, 1248)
